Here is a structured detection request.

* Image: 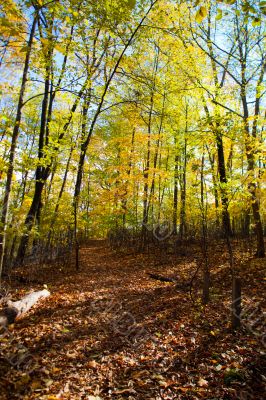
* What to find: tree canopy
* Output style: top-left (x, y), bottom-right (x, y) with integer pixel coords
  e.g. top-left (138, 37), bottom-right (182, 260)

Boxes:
top-left (0, 0), bottom-right (265, 275)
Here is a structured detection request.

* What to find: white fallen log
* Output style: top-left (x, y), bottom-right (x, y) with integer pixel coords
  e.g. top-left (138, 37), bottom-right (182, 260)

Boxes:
top-left (0, 289), bottom-right (50, 328)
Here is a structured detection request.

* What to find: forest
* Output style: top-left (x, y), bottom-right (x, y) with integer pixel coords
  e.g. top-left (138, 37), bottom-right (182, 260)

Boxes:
top-left (0, 0), bottom-right (265, 399)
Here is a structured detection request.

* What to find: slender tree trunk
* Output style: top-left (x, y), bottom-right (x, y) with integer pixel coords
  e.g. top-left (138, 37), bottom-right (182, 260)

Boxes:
top-left (200, 153), bottom-right (210, 304)
top-left (0, 15), bottom-right (37, 281)
top-left (173, 148), bottom-right (179, 236)
top-left (73, 98), bottom-right (90, 270)
top-left (122, 128), bottom-right (135, 227)
top-left (14, 20), bottom-right (78, 264)
top-left (158, 146), bottom-right (169, 222)
top-left (148, 90), bottom-right (165, 224)
top-left (241, 95), bottom-right (265, 257)
top-left (242, 211), bottom-right (250, 238)
top-left (204, 15), bottom-right (232, 238)
top-left (227, 141), bottom-right (234, 176)
top-left (141, 132), bottom-right (151, 248)
top-left (237, 14), bottom-right (265, 257)
top-left (47, 146), bottom-right (73, 246)
top-left (206, 146), bottom-right (219, 227)
top-left (16, 56), bottom-right (50, 263)
top-left (140, 45), bottom-right (159, 248)
top-left (16, 30), bottom-right (89, 263)
top-left (216, 130), bottom-right (232, 237)
top-left (148, 134), bottom-right (161, 221)
top-left (203, 100), bottom-right (231, 237)
top-left (180, 137), bottom-right (187, 240)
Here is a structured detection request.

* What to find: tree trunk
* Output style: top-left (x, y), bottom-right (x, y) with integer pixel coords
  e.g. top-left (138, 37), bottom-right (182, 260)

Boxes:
top-left (72, 98), bottom-right (91, 270)
top-left (121, 128), bottom-right (135, 227)
top-left (242, 210), bottom-right (250, 238)
top-left (173, 149), bottom-right (179, 235)
top-left (238, 17), bottom-right (265, 257)
top-left (0, 15), bottom-right (37, 282)
top-left (242, 99), bottom-right (265, 257)
top-left (200, 153), bottom-right (210, 304)
top-left (16, 59), bottom-right (50, 264)
top-left (0, 289), bottom-right (50, 328)
top-left (141, 134), bottom-right (151, 248)
top-left (180, 137), bottom-right (187, 239)
top-left (216, 130), bottom-right (232, 237)
top-left (47, 146), bottom-right (74, 246)
top-left (206, 146), bottom-right (219, 227)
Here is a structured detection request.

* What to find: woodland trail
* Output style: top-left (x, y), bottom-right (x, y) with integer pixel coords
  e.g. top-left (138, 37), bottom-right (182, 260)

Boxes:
top-left (0, 241), bottom-right (265, 400)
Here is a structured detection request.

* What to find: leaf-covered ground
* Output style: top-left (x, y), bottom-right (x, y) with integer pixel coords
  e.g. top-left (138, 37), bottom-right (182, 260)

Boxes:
top-left (0, 240), bottom-right (265, 399)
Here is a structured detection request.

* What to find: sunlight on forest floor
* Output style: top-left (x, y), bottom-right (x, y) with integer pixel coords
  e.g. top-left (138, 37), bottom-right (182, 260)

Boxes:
top-left (0, 240), bottom-right (265, 399)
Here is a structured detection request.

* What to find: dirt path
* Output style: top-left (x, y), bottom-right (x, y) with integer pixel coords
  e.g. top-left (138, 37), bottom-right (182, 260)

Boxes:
top-left (0, 241), bottom-right (265, 399)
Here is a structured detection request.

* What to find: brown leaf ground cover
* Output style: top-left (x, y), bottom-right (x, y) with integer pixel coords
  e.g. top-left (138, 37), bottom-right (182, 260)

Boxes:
top-left (0, 240), bottom-right (265, 400)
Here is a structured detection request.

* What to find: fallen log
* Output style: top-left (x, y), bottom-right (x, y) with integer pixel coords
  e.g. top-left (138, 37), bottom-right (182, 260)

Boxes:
top-left (146, 272), bottom-right (177, 283)
top-left (147, 272), bottom-right (192, 291)
top-left (0, 289), bottom-right (50, 328)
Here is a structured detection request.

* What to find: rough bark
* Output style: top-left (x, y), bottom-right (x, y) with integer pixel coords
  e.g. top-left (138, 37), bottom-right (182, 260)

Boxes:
top-left (216, 130), bottom-right (232, 237)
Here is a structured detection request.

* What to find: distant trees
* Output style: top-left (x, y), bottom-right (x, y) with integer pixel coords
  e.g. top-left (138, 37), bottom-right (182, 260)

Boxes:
top-left (190, 0), bottom-right (265, 256)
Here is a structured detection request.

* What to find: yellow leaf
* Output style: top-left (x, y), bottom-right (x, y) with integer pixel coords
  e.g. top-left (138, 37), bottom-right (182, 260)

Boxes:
top-left (55, 44), bottom-right (66, 54)
top-left (216, 9), bottom-right (223, 20)
top-left (196, 6), bottom-right (208, 23)
top-left (40, 37), bottom-right (50, 47)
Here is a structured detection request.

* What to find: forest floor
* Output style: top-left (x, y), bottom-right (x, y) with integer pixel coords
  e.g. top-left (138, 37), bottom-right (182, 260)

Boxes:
top-left (0, 240), bottom-right (265, 400)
